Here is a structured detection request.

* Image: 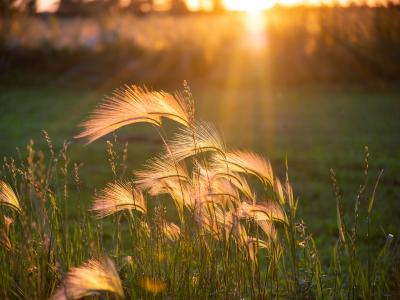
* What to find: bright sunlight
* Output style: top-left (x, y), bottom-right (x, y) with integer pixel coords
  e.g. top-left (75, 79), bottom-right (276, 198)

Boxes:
top-left (223, 0), bottom-right (273, 11)
top-left (244, 9), bottom-right (267, 50)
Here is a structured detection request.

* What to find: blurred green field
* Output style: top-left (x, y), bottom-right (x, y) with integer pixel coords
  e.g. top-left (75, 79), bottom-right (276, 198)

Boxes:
top-left (1, 70), bottom-right (399, 256)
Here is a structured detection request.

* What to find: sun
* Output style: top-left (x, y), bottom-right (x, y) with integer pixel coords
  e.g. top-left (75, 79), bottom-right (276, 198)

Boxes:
top-left (223, 0), bottom-right (273, 12)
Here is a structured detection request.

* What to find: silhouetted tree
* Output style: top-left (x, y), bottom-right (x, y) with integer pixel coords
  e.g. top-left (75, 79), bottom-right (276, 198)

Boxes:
top-left (26, 0), bottom-right (36, 15)
top-left (0, 0), bottom-right (36, 16)
top-left (129, 0), bottom-right (154, 15)
top-left (170, 0), bottom-right (189, 14)
top-left (0, 0), bottom-right (17, 16)
top-left (58, 0), bottom-right (118, 16)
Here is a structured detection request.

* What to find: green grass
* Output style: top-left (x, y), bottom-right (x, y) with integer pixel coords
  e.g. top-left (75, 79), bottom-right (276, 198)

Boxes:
top-left (1, 70), bottom-right (400, 298)
top-left (198, 84), bottom-right (400, 243)
top-left (1, 73), bottom-right (399, 253)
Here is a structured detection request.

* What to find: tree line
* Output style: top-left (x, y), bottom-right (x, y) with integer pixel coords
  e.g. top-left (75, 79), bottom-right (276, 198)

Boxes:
top-left (0, 0), bottom-right (226, 17)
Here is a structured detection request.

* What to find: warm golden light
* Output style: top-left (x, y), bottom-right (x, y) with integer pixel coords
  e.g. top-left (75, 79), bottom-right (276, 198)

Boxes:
top-left (37, 0), bottom-right (59, 12)
top-left (223, 0), bottom-right (273, 11)
top-left (244, 9), bottom-right (267, 50)
top-left (223, 0), bottom-right (326, 10)
top-left (36, 0), bottom-right (376, 13)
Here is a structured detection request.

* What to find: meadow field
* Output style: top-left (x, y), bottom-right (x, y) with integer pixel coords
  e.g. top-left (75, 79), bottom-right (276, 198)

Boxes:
top-left (1, 8), bottom-right (400, 299)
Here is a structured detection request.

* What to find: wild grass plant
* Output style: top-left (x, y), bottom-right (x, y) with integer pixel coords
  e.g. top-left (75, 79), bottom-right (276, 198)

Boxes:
top-left (0, 82), bottom-right (398, 299)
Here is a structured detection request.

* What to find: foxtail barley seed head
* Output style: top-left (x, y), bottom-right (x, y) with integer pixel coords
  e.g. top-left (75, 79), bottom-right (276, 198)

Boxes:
top-left (257, 220), bottom-right (278, 241)
top-left (91, 182), bottom-right (146, 218)
top-left (195, 205), bottom-right (236, 241)
top-left (237, 201), bottom-right (286, 224)
top-left (274, 178), bottom-right (286, 204)
top-left (76, 85), bottom-right (191, 144)
top-left (134, 154), bottom-right (190, 195)
top-left (0, 181), bottom-right (22, 213)
top-left (162, 222), bottom-right (182, 242)
top-left (135, 154), bottom-right (193, 213)
top-left (211, 151), bottom-right (274, 186)
top-left (247, 237), bottom-right (269, 262)
top-left (169, 121), bottom-right (225, 162)
top-left (50, 256), bottom-right (124, 300)
top-left (188, 162), bottom-right (255, 209)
